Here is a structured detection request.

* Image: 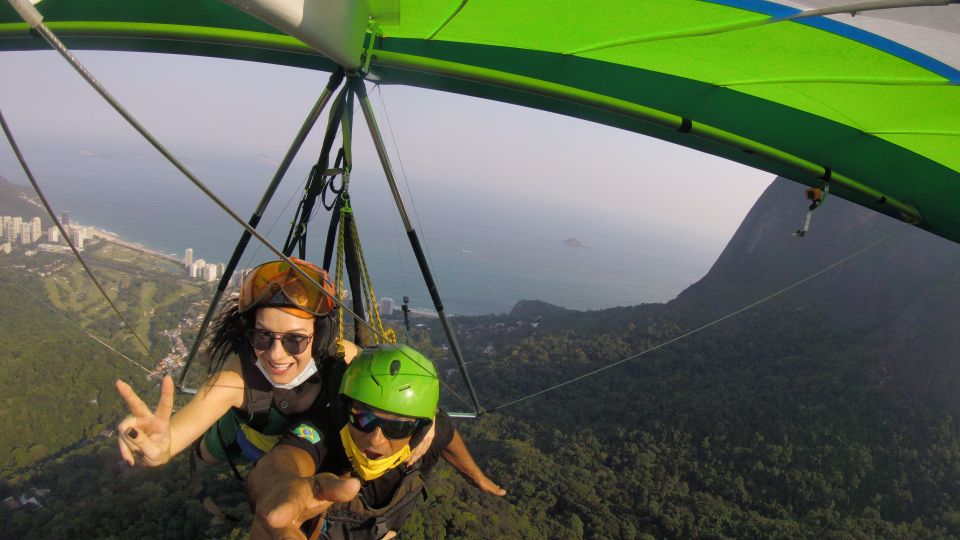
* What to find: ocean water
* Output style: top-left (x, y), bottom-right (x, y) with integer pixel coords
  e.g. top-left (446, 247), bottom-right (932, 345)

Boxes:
top-left (13, 146), bottom-right (720, 316)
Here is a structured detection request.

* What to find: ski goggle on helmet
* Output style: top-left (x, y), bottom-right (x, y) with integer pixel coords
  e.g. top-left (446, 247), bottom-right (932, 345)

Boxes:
top-left (238, 258), bottom-right (336, 319)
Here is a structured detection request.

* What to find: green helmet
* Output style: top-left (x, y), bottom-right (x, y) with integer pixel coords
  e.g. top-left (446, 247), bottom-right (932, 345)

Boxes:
top-left (340, 344), bottom-right (439, 420)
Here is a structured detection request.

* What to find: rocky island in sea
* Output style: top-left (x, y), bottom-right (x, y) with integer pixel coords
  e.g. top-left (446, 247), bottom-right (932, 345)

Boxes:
top-left (563, 237), bottom-right (591, 248)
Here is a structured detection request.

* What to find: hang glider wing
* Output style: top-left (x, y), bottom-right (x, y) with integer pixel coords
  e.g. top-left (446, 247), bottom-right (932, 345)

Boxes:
top-left (1, 0), bottom-right (958, 242)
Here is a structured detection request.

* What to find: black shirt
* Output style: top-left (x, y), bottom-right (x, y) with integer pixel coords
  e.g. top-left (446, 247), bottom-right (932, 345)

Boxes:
top-left (279, 411), bottom-right (454, 508)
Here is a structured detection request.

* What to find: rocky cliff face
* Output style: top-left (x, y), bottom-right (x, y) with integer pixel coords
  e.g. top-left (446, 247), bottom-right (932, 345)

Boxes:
top-left (673, 177), bottom-right (960, 412)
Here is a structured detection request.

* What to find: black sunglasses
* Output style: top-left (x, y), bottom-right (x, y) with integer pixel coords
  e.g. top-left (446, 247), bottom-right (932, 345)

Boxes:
top-left (348, 404), bottom-right (426, 440)
top-left (246, 329), bottom-right (313, 355)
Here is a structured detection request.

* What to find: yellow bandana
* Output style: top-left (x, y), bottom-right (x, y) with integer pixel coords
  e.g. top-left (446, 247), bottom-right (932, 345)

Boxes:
top-left (339, 425), bottom-right (411, 482)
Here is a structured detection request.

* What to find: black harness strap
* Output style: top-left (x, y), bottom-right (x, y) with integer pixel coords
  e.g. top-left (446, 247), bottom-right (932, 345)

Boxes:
top-left (322, 195), bottom-right (344, 271)
top-left (322, 467), bottom-right (427, 540)
top-left (342, 200), bottom-right (373, 347)
top-left (284, 84), bottom-right (351, 257)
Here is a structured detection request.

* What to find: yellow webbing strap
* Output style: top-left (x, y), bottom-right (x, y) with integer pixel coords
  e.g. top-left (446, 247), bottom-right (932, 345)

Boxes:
top-left (333, 196), bottom-right (396, 348)
top-left (335, 204), bottom-right (348, 356)
top-left (348, 214), bottom-right (395, 344)
top-left (238, 424), bottom-right (282, 454)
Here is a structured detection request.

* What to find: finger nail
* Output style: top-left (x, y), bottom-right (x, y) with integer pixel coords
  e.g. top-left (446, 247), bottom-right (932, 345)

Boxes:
top-left (128, 429), bottom-right (139, 439)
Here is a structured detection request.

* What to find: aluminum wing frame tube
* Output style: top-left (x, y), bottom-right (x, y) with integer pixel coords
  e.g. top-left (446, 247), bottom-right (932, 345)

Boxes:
top-left (353, 78), bottom-right (484, 415)
top-left (177, 69), bottom-right (345, 391)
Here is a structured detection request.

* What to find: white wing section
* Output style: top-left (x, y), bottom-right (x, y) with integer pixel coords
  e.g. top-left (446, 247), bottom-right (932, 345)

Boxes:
top-left (780, 0), bottom-right (960, 69)
top-left (221, 0), bottom-right (370, 69)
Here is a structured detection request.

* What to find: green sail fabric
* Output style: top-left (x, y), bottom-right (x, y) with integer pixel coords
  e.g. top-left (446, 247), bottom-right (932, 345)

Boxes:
top-left (0, 0), bottom-right (957, 242)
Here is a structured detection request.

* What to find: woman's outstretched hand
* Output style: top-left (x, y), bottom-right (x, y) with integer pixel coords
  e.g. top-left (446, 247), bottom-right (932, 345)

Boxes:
top-left (115, 375), bottom-right (175, 467)
top-left (251, 472), bottom-right (361, 540)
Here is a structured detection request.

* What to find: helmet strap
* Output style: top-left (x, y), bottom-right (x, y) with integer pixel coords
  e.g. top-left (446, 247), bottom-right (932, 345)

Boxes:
top-left (407, 418), bottom-right (433, 451)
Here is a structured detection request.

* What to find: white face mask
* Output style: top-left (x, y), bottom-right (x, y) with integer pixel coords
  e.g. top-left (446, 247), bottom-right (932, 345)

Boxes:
top-left (255, 358), bottom-right (319, 389)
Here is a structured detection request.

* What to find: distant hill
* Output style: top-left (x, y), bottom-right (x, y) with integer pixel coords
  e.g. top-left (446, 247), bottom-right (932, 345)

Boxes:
top-left (672, 177), bottom-right (960, 413)
top-left (0, 175), bottom-right (45, 223)
top-left (508, 299), bottom-right (572, 320)
top-left (430, 176), bottom-right (960, 538)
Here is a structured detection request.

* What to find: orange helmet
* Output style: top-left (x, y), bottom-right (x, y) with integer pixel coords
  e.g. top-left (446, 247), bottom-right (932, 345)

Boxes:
top-left (238, 258), bottom-right (336, 319)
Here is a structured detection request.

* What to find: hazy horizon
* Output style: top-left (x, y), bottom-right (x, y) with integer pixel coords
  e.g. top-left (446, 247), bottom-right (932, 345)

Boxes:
top-left (0, 49), bottom-right (776, 314)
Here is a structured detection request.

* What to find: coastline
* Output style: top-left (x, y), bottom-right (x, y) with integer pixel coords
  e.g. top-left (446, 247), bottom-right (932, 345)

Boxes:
top-left (82, 222), bottom-right (446, 317)
top-left (15, 188), bottom-right (191, 265)
top-left (17, 195), bottom-right (683, 317)
top-left (89, 227), bottom-right (182, 264)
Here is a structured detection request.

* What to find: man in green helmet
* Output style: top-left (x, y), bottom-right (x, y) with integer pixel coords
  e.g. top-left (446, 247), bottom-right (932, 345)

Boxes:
top-left (247, 344), bottom-right (505, 540)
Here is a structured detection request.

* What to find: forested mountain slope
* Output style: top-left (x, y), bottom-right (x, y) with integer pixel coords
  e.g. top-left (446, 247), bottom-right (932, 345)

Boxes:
top-left (672, 177), bottom-right (960, 414)
top-left (0, 175), bottom-right (46, 224)
top-left (2, 176), bottom-right (959, 539)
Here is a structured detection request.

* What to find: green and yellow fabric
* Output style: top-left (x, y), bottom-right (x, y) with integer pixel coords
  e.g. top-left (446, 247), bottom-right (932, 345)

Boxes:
top-left (1, 0), bottom-right (957, 242)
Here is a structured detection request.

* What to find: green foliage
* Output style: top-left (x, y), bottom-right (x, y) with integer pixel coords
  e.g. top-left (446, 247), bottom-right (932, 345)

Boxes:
top-left (410, 300), bottom-right (960, 539)
top-left (0, 246), bottom-right (203, 471)
top-left (0, 439), bottom-right (251, 539)
top-left (0, 176), bottom-right (46, 225)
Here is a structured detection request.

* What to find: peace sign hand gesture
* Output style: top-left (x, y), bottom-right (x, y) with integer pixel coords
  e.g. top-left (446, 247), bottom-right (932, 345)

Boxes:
top-left (115, 375), bottom-right (175, 467)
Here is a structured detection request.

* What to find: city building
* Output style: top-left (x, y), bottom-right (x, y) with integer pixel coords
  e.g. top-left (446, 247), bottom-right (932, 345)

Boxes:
top-left (380, 296), bottom-right (395, 316)
top-left (30, 218), bottom-right (42, 243)
top-left (189, 259), bottom-right (206, 279)
top-left (11, 217), bottom-right (24, 244)
top-left (201, 263), bottom-right (218, 282)
top-left (61, 210), bottom-right (70, 227)
top-left (47, 227), bottom-right (60, 243)
top-left (3, 221), bottom-right (16, 243)
top-left (184, 247), bottom-right (193, 267)
top-left (71, 228), bottom-right (84, 250)
top-left (19, 223), bottom-right (31, 246)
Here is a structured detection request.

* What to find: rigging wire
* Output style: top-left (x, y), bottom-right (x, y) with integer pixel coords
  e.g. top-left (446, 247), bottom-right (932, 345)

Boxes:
top-left (439, 378), bottom-right (474, 411)
top-left (15, 19), bottom-right (473, 409)
top-left (357, 80), bottom-right (480, 414)
top-left (0, 273), bottom-right (153, 374)
top-left (241, 170), bottom-right (314, 273)
top-left (202, 174), bottom-right (311, 363)
top-left (179, 74), bottom-right (346, 387)
top-left (0, 106), bottom-right (153, 356)
top-left (375, 85), bottom-right (441, 295)
top-left (371, 87), bottom-right (413, 304)
top-left (486, 226), bottom-right (907, 413)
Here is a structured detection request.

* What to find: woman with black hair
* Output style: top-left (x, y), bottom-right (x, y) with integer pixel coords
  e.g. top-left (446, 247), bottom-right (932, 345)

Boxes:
top-left (114, 258), bottom-right (360, 467)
